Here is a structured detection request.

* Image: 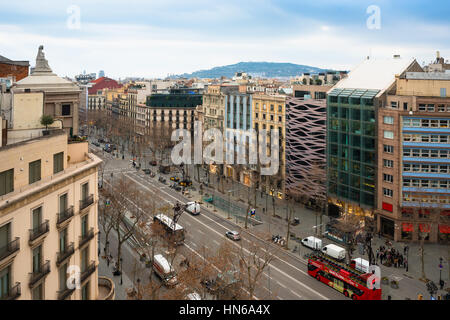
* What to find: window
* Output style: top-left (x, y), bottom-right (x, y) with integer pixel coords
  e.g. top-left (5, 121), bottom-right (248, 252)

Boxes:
top-left (81, 214), bottom-right (88, 238)
top-left (383, 188), bottom-right (393, 197)
top-left (418, 104), bottom-right (426, 111)
top-left (32, 245), bottom-right (42, 274)
top-left (390, 101), bottom-right (398, 108)
top-left (59, 264), bottom-right (68, 291)
top-left (81, 183), bottom-right (89, 201)
top-left (0, 169), bottom-right (14, 196)
top-left (383, 116), bottom-right (394, 124)
top-left (441, 88), bottom-right (447, 97)
top-left (383, 174), bottom-right (393, 183)
top-left (59, 193), bottom-right (68, 214)
top-left (32, 206), bottom-right (42, 231)
top-left (438, 105), bottom-right (446, 112)
top-left (384, 145), bottom-right (394, 153)
top-left (53, 152), bottom-right (64, 174)
top-left (270, 104), bottom-right (274, 111)
top-left (81, 247), bottom-right (89, 273)
top-left (383, 159), bottom-right (394, 168)
top-left (81, 282), bottom-right (90, 300)
top-left (0, 266), bottom-right (11, 299)
top-left (427, 104), bottom-right (435, 112)
top-left (59, 228), bottom-right (67, 253)
top-left (61, 104), bottom-right (71, 116)
top-left (29, 160), bottom-right (41, 184)
top-left (278, 105), bottom-right (282, 112)
top-left (32, 283), bottom-right (44, 300)
top-left (403, 102), bottom-right (408, 111)
top-left (384, 130), bottom-right (394, 139)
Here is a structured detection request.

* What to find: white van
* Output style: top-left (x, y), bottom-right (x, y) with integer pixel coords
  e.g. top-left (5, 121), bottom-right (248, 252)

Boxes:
top-left (350, 258), bottom-right (370, 273)
top-left (185, 201), bottom-right (200, 215)
top-left (152, 254), bottom-right (178, 287)
top-left (321, 244), bottom-right (346, 261)
top-left (301, 236), bottom-right (322, 250)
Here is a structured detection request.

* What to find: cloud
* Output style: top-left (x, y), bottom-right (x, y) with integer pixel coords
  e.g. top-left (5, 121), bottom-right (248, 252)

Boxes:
top-left (0, 0), bottom-right (449, 78)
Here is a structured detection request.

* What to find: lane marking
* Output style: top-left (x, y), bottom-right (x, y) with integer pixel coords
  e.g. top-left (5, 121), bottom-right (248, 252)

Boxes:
top-left (123, 173), bottom-right (330, 300)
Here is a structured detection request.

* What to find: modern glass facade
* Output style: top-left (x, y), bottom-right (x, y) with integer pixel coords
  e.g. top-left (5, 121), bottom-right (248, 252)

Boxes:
top-left (327, 88), bottom-right (380, 208)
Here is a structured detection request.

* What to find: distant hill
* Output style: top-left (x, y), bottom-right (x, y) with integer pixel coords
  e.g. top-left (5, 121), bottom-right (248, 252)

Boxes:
top-left (175, 61), bottom-right (330, 79)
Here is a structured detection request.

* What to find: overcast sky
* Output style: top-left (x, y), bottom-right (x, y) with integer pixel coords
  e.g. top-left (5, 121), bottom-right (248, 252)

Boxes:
top-left (1, 0), bottom-right (449, 79)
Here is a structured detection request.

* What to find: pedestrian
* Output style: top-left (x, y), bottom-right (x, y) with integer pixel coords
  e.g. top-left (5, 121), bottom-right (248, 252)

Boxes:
top-left (379, 253), bottom-right (383, 265)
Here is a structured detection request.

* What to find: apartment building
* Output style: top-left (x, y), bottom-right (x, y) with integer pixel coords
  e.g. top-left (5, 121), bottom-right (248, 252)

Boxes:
top-left (146, 93), bottom-right (201, 131)
top-left (252, 94), bottom-right (286, 198)
top-left (326, 56), bottom-right (422, 220)
top-left (377, 72), bottom-right (450, 243)
top-left (0, 130), bottom-right (111, 300)
top-left (0, 55), bottom-right (29, 82)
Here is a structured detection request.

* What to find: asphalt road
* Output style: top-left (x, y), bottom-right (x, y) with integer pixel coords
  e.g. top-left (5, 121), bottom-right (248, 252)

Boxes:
top-left (92, 143), bottom-right (346, 300)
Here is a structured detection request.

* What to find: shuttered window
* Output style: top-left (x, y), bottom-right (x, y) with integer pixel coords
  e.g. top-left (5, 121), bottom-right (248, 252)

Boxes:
top-left (0, 169), bottom-right (13, 196)
top-left (53, 152), bottom-right (64, 174)
top-left (29, 160), bottom-right (41, 184)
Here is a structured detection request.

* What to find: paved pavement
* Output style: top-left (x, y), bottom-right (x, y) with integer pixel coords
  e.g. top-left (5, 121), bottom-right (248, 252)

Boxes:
top-left (89, 134), bottom-right (449, 300)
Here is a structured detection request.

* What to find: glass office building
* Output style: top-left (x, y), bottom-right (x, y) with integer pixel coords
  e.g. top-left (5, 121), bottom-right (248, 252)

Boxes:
top-left (327, 88), bottom-right (380, 209)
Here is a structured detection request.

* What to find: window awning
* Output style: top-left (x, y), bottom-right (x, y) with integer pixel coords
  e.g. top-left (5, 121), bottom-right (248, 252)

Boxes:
top-left (439, 225), bottom-right (450, 234)
top-left (419, 223), bottom-right (431, 233)
top-left (402, 223), bottom-right (413, 232)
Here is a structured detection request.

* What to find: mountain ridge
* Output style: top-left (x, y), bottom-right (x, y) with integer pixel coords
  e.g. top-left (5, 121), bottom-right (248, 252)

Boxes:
top-left (174, 61), bottom-right (331, 79)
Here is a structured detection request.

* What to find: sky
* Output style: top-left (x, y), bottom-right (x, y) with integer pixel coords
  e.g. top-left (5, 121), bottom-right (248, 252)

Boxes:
top-left (0, 0), bottom-right (449, 79)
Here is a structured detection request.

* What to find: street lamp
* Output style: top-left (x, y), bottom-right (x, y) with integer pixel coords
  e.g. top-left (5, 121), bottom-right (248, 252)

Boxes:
top-left (120, 258), bottom-right (123, 285)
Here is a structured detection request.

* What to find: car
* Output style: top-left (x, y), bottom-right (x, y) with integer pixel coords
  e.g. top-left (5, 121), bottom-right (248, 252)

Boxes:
top-left (98, 138), bottom-right (106, 143)
top-left (143, 169), bottom-right (152, 174)
top-left (179, 180), bottom-right (192, 187)
top-left (225, 231), bottom-right (241, 241)
top-left (170, 176), bottom-right (180, 182)
top-left (103, 147), bottom-right (112, 153)
top-left (149, 160), bottom-right (157, 166)
top-left (92, 142), bottom-right (100, 147)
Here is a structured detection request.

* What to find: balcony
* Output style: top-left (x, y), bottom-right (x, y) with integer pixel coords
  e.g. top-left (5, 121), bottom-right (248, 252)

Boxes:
top-left (79, 228), bottom-right (95, 248)
top-left (29, 220), bottom-right (50, 245)
top-left (57, 287), bottom-right (76, 300)
top-left (57, 206), bottom-right (74, 227)
top-left (56, 242), bottom-right (75, 266)
top-left (80, 261), bottom-right (97, 283)
top-left (79, 195), bottom-right (94, 211)
top-left (98, 277), bottom-right (115, 300)
top-left (0, 237), bottom-right (20, 263)
top-left (0, 282), bottom-right (21, 300)
top-left (29, 260), bottom-right (50, 288)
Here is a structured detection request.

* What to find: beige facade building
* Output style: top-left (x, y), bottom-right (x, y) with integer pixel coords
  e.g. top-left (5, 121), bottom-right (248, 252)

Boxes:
top-left (252, 94), bottom-right (286, 197)
top-left (0, 129), bottom-right (114, 300)
top-left (12, 46), bottom-right (81, 137)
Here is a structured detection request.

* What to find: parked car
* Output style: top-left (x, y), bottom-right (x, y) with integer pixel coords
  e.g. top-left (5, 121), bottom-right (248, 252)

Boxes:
top-left (301, 236), bottom-right (322, 250)
top-left (321, 244), bottom-right (346, 261)
top-left (170, 176), bottom-right (180, 182)
top-left (149, 160), bottom-right (157, 166)
top-left (225, 231), bottom-right (241, 241)
top-left (103, 147), bottom-right (112, 153)
top-left (92, 141), bottom-right (100, 147)
top-left (143, 169), bottom-right (152, 174)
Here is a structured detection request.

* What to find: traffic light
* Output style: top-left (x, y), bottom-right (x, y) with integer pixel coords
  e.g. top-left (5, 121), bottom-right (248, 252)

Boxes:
top-left (417, 294), bottom-right (423, 300)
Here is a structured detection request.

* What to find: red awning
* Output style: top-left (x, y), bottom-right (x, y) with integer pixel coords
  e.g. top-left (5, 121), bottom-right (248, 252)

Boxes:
top-left (402, 223), bottom-right (413, 232)
top-left (439, 225), bottom-right (450, 234)
top-left (419, 224), bottom-right (431, 233)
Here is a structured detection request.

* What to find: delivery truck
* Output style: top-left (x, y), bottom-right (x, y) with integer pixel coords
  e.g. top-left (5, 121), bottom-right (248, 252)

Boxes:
top-left (152, 254), bottom-right (178, 287)
top-left (301, 236), bottom-right (322, 250)
top-left (185, 201), bottom-right (200, 215)
top-left (321, 244), bottom-right (346, 261)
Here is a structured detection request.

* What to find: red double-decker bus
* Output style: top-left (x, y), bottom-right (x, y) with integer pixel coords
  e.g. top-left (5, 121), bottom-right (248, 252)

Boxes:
top-left (307, 253), bottom-right (382, 300)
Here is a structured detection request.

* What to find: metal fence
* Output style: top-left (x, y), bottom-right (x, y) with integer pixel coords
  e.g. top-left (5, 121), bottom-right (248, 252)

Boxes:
top-left (211, 194), bottom-right (262, 225)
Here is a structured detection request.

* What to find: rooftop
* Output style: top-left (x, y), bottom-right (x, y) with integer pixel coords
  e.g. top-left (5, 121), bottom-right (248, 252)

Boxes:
top-left (0, 54), bottom-right (29, 67)
top-left (333, 57), bottom-right (416, 91)
top-left (404, 72), bottom-right (450, 80)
